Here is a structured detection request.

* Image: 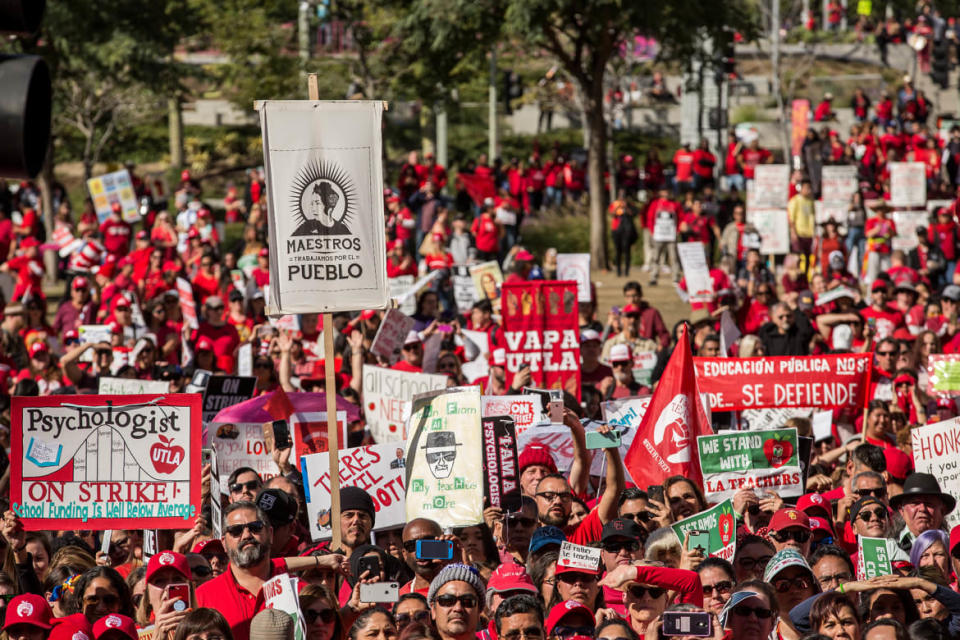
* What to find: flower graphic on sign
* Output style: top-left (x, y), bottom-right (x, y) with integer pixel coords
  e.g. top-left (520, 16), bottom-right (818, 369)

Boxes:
top-left (652, 394), bottom-right (691, 464)
top-left (289, 160), bottom-right (357, 236)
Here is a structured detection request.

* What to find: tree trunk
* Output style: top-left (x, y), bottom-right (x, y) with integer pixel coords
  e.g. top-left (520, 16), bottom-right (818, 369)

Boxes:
top-left (168, 96), bottom-right (184, 169)
top-left (583, 86), bottom-right (608, 270)
top-left (37, 142), bottom-right (57, 281)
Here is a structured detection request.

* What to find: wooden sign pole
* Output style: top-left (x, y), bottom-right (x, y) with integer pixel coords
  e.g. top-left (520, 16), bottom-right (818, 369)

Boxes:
top-left (304, 73), bottom-right (343, 551)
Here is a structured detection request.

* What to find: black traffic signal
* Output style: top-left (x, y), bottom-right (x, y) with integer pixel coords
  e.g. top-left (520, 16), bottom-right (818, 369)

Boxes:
top-left (0, 0), bottom-right (51, 179)
top-left (932, 39), bottom-right (951, 90)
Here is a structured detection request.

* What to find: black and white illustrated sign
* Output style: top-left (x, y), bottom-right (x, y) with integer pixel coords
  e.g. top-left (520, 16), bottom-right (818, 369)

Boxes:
top-left (258, 101), bottom-right (389, 313)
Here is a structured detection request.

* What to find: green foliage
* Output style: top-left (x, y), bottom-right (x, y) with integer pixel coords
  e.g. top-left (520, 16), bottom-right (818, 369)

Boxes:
top-left (521, 211), bottom-right (591, 255)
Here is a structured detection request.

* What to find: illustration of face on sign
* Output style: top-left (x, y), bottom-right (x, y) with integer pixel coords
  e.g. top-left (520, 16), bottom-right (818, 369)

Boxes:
top-left (654, 394), bottom-right (691, 464)
top-left (422, 431), bottom-right (462, 479)
top-left (292, 161), bottom-right (356, 236)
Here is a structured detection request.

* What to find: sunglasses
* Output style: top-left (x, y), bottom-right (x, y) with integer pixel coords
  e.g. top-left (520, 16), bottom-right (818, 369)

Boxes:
top-left (731, 605), bottom-right (774, 619)
top-left (396, 611), bottom-right (431, 626)
top-left (207, 305), bottom-right (224, 311)
top-left (304, 608), bottom-right (336, 624)
top-left (619, 511), bottom-right (651, 523)
top-left (506, 515), bottom-right (537, 527)
top-left (854, 487), bottom-right (887, 499)
top-left (602, 540), bottom-right (640, 554)
top-left (230, 480), bottom-right (261, 494)
top-left (772, 576), bottom-right (812, 593)
top-left (435, 594), bottom-right (478, 609)
top-left (770, 529), bottom-right (811, 544)
top-left (192, 566), bottom-right (213, 578)
top-left (224, 520), bottom-right (266, 538)
top-left (553, 626), bottom-right (594, 640)
top-left (503, 626), bottom-right (544, 640)
top-left (857, 508), bottom-right (887, 522)
top-left (558, 572), bottom-right (598, 584)
top-left (702, 581), bottom-right (733, 596)
top-left (403, 537), bottom-right (435, 553)
top-left (627, 585), bottom-right (665, 599)
top-left (736, 556), bottom-right (773, 570)
top-left (83, 593), bottom-right (120, 607)
top-left (876, 350), bottom-right (897, 357)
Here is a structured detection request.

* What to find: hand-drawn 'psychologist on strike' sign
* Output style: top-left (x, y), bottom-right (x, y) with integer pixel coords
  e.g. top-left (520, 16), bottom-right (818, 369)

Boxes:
top-left (10, 394), bottom-right (202, 531)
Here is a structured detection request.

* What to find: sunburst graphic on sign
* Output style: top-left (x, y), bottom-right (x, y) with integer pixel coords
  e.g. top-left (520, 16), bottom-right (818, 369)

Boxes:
top-left (289, 159), bottom-right (358, 237)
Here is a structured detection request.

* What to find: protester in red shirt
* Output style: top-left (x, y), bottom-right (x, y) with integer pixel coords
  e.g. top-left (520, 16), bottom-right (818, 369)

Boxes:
top-left (740, 139), bottom-right (772, 180)
top-left (860, 281), bottom-right (904, 339)
top-left (2, 237), bottom-right (44, 300)
top-left (392, 331), bottom-right (424, 373)
top-left (195, 296), bottom-right (240, 372)
top-left (99, 202), bottom-right (132, 258)
top-left (814, 93), bottom-right (835, 121)
top-left (672, 143), bottom-right (696, 192)
top-left (471, 202), bottom-right (501, 261)
top-left (386, 241), bottom-right (418, 278)
top-left (192, 252), bottom-right (223, 305)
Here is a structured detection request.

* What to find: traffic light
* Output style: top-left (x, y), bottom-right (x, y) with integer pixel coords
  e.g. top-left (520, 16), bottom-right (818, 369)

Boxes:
top-left (932, 39), bottom-right (950, 90)
top-left (0, 0), bottom-right (51, 179)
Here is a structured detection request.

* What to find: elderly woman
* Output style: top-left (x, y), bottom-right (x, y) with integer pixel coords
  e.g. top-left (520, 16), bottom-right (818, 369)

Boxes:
top-left (719, 581), bottom-right (778, 640)
top-left (910, 530), bottom-right (951, 580)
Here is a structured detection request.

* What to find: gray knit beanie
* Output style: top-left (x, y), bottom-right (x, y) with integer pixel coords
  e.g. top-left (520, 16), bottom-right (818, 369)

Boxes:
top-left (427, 563), bottom-right (487, 605)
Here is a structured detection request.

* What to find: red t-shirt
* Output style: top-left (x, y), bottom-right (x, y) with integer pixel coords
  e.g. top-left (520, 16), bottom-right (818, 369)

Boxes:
top-left (673, 150), bottom-right (696, 181)
top-left (99, 217), bottom-right (132, 257)
top-left (741, 148), bottom-right (771, 179)
top-left (391, 360), bottom-right (423, 373)
top-left (195, 322), bottom-right (241, 373)
top-left (196, 559), bottom-right (290, 640)
top-left (471, 215), bottom-right (499, 253)
top-left (252, 267), bottom-right (270, 288)
top-left (192, 272), bottom-right (222, 305)
top-left (860, 307), bottom-right (904, 339)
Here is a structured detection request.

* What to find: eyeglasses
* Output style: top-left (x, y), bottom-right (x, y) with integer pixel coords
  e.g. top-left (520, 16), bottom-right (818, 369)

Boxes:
top-left (731, 605), bottom-right (774, 619)
top-left (207, 305), bottom-right (224, 311)
top-left (224, 520), bottom-right (266, 538)
top-left (191, 566), bottom-right (213, 578)
top-left (435, 594), bottom-right (478, 609)
top-left (817, 573), bottom-right (852, 587)
top-left (503, 627), bottom-right (544, 640)
top-left (854, 487), bottom-right (888, 499)
top-left (736, 555), bottom-right (773, 570)
top-left (627, 585), bottom-right (665, 599)
top-left (619, 511), bottom-right (651, 523)
top-left (772, 576), bottom-right (812, 593)
top-left (396, 611), bottom-right (430, 626)
top-left (230, 480), bottom-right (261, 494)
top-left (536, 491), bottom-right (573, 503)
top-left (770, 529), bottom-right (811, 544)
top-left (83, 593), bottom-right (120, 607)
top-left (702, 581), bottom-right (733, 596)
top-left (876, 350), bottom-right (897, 357)
top-left (857, 508), bottom-right (887, 522)
top-left (403, 537), bottom-right (435, 553)
top-left (304, 608), bottom-right (336, 624)
top-left (558, 572), bottom-right (598, 584)
top-left (602, 540), bottom-right (640, 554)
top-left (553, 626), bottom-right (594, 640)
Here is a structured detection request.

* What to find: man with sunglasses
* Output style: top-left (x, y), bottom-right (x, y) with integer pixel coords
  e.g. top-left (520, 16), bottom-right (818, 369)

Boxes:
top-left (603, 344), bottom-right (648, 399)
top-left (767, 508), bottom-right (813, 557)
top-left (227, 467), bottom-right (262, 505)
top-left (428, 564), bottom-right (486, 640)
top-left (392, 331), bottom-right (424, 373)
top-left (400, 518), bottom-right (461, 597)
top-left (599, 519), bottom-right (644, 616)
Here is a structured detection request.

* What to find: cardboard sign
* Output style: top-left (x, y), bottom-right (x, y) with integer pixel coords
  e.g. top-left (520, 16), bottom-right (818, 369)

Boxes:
top-left (558, 541), bottom-right (602, 572)
top-left (452, 266), bottom-right (478, 314)
top-left (671, 500), bottom-right (737, 561)
top-left (258, 100), bottom-right (389, 314)
top-left (597, 396), bottom-right (652, 480)
top-left (821, 166), bottom-right (859, 207)
top-left (370, 309), bottom-right (415, 364)
top-left (201, 376), bottom-right (258, 425)
top-left (291, 411), bottom-right (347, 465)
top-left (698, 428), bottom-right (804, 503)
top-left (404, 388), bottom-right (484, 528)
top-left (890, 162), bottom-right (927, 208)
top-left (470, 261), bottom-right (504, 314)
top-left (753, 165), bottom-right (790, 208)
top-left (263, 573), bottom-right (306, 640)
top-left (388, 276), bottom-right (417, 315)
top-left (677, 242), bottom-right (714, 303)
top-left (652, 210), bottom-right (678, 243)
top-left (480, 396), bottom-right (541, 439)
top-left (362, 367), bottom-right (448, 443)
top-left (98, 378), bottom-right (170, 395)
top-left (927, 355), bottom-right (960, 397)
top-left (301, 442), bottom-right (406, 540)
top-left (501, 281), bottom-right (581, 399)
top-left (11, 395), bottom-right (202, 530)
top-left (892, 211), bottom-right (928, 252)
top-left (857, 537), bottom-right (894, 579)
top-left (556, 254), bottom-right (592, 302)
top-left (87, 169), bottom-right (140, 223)
top-left (208, 422), bottom-right (282, 488)
top-left (746, 209), bottom-right (790, 255)
top-left (911, 417), bottom-right (960, 530)
top-left (517, 424), bottom-right (575, 473)
top-left (482, 416), bottom-right (519, 508)
top-left (695, 354), bottom-right (872, 411)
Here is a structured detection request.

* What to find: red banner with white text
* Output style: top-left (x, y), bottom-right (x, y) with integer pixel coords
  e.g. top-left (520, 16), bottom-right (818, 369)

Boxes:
top-left (501, 281), bottom-right (581, 400)
top-left (694, 354), bottom-right (872, 411)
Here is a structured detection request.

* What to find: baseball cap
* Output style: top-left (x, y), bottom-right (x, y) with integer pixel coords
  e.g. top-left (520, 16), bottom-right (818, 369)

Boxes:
top-left (621, 303), bottom-right (640, 315)
top-left (92, 614), bottom-right (137, 640)
top-left (20, 237), bottom-right (39, 249)
top-left (192, 539), bottom-right (226, 555)
top-left (580, 330), bottom-right (601, 344)
top-left (255, 488), bottom-right (298, 528)
top-left (4, 594), bottom-right (53, 630)
top-left (29, 342), bottom-right (49, 358)
top-left (849, 496), bottom-right (885, 525)
top-left (546, 601), bottom-right (594, 636)
top-left (601, 518), bottom-right (644, 543)
top-left (259, 247), bottom-right (269, 257)
top-left (403, 330), bottom-right (422, 346)
top-left (491, 348), bottom-right (506, 367)
top-left (187, 227), bottom-right (200, 239)
top-left (114, 296), bottom-right (131, 309)
top-left (871, 281), bottom-right (887, 292)
top-left (884, 447), bottom-right (912, 483)
top-left (514, 249), bottom-right (535, 262)
top-left (768, 508), bottom-right (811, 532)
top-left (205, 296), bottom-right (224, 308)
top-left (485, 563), bottom-right (537, 595)
top-left (136, 230), bottom-right (148, 240)
top-left (796, 493), bottom-right (831, 519)
top-left (943, 285), bottom-right (960, 302)
top-left (72, 277), bottom-right (89, 290)
top-left (48, 614), bottom-right (92, 640)
top-left (529, 526), bottom-right (565, 554)
top-left (145, 551), bottom-right (191, 584)
top-left (609, 343), bottom-right (632, 363)
top-left (797, 290), bottom-right (815, 311)
top-left (196, 337), bottom-right (214, 352)
top-left (763, 548), bottom-right (813, 582)
top-left (808, 517), bottom-right (834, 538)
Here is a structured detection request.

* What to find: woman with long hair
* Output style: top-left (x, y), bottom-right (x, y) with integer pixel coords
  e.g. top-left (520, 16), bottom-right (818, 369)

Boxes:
top-left (300, 583), bottom-right (345, 640)
top-left (70, 566), bottom-right (135, 626)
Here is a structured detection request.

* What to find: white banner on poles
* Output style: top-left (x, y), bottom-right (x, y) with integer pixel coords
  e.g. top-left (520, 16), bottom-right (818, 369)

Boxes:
top-left (890, 162), bottom-right (927, 208)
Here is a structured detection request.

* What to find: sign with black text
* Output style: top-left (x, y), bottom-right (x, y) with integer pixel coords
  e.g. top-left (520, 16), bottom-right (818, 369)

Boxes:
top-left (482, 416), bottom-right (519, 508)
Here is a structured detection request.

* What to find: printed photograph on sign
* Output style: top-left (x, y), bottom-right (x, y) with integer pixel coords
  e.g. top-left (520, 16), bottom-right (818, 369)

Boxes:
top-left (470, 261), bottom-right (504, 314)
top-left (208, 422), bottom-right (282, 488)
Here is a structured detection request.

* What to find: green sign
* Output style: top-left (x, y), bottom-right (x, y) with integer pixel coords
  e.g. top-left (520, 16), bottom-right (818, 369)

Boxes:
top-left (928, 355), bottom-right (960, 396)
top-left (857, 0), bottom-right (871, 15)
top-left (671, 499), bottom-right (736, 562)
top-left (858, 537), bottom-right (893, 579)
top-left (698, 428), bottom-right (803, 502)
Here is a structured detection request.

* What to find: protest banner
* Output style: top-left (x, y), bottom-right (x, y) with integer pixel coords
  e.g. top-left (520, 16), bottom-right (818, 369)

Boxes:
top-left (452, 266), bottom-right (478, 314)
top-left (176, 278), bottom-right (199, 330)
top-left (370, 309), bottom-right (416, 364)
top-left (857, 537), bottom-right (894, 580)
top-left (86, 169), bottom-right (140, 224)
top-left (388, 276), bottom-right (416, 315)
top-left (558, 541), bottom-right (602, 572)
top-left (698, 428), bottom-right (803, 502)
top-left (821, 165), bottom-right (859, 207)
top-left (694, 354), bottom-right (872, 411)
top-left (482, 416), bottom-right (519, 509)
top-left (790, 100), bottom-right (809, 157)
top-left (676, 243), bottom-right (714, 303)
top-left (98, 378), bottom-right (169, 395)
top-left (480, 396), bottom-right (541, 439)
top-left (740, 407), bottom-right (814, 431)
top-left (815, 201), bottom-right (849, 226)
top-left (301, 442), bottom-right (406, 540)
top-left (404, 388), bottom-right (484, 528)
top-left (263, 573), bottom-right (306, 640)
top-left (753, 165), bottom-right (790, 208)
top-left (890, 162), bottom-right (927, 207)
top-left (470, 261), bottom-right (504, 314)
top-left (911, 418), bottom-right (960, 529)
top-left (501, 281), bottom-right (581, 399)
top-left (746, 209), bottom-right (790, 255)
top-left (891, 211), bottom-right (929, 252)
top-left (671, 500), bottom-right (737, 561)
top-left (362, 367), bottom-right (447, 443)
top-left (598, 396), bottom-right (651, 479)
top-left (927, 354), bottom-right (960, 397)
top-left (556, 254), bottom-right (591, 303)
top-left (258, 100), bottom-right (389, 314)
top-left (201, 376), bottom-right (257, 425)
top-left (11, 394), bottom-right (202, 530)
top-left (209, 422), bottom-right (281, 488)
top-left (291, 411), bottom-right (347, 464)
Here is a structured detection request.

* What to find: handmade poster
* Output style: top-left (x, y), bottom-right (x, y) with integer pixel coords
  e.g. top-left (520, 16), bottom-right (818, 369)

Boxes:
top-left (290, 410), bottom-right (347, 464)
top-left (820, 165), bottom-right (858, 207)
top-left (652, 209), bottom-right (677, 243)
top-left (927, 355), bottom-right (960, 397)
top-left (176, 278), bottom-right (199, 330)
top-left (470, 261), bottom-right (504, 314)
top-left (892, 211), bottom-right (928, 252)
top-left (746, 209), bottom-right (790, 255)
top-left (555, 254), bottom-right (591, 302)
top-left (752, 165), bottom-right (790, 208)
top-left (695, 354), bottom-right (871, 411)
top-left (404, 388), bottom-right (484, 528)
top-left (86, 169), bottom-right (139, 223)
top-left (362, 367), bottom-right (447, 443)
top-left (482, 416), bottom-right (519, 509)
top-left (388, 276), bottom-right (416, 315)
top-left (301, 442), bottom-right (406, 540)
top-left (480, 395), bottom-right (541, 439)
top-left (558, 541), bottom-right (602, 571)
top-left (598, 396), bottom-right (652, 479)
top-left (208, 422), bottom-right (281, 488)
top-left (263, 573), bottom-right (307, 640)
top-left (517, 424), bottom-right (575, 472)
top-left (632, 351), bottom-right (658, 386)
top-left (790, 100), bottom-right (809, 157)
top-left (201, 376), bottom-right (257, 425)
top-left (11, 394), bottom-right (202, 530)
top-left (815, 201), bottom-right (849, 226)
top-left (676, 243), bottom-right (714, 303)
top-left (857, 537), bottom-right (894, 580)
top-left (452, 266), bottom-right (478, 314)
top-left (501, 281), bottom-right (581, 399)
top-left (890, 162), bottom-right (927, 208)
top-left (370, 309), bottom-right (415, 364)
top-left (98, 378), bottom-right (169, 395)
top-left (209, 446), bottom-right (222, 538)
top-left (911, 417), bottom-right (960, 529)
top-left (698, 428), bottom-right (803, 502)
top-left (671, 499), bottom-right (736, 561)
top-left (258, 100), bottom-right (389, 313)
top-left (740, 407), bottom-right (814, 431)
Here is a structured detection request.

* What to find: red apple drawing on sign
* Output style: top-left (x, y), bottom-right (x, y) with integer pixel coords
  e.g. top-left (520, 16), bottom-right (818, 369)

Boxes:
top-left (763, 436), bottom-right (793, 468)
top-left (718, 506), bottom-right (735, 546)
top-left (151, 435), bottom-right (185, 474)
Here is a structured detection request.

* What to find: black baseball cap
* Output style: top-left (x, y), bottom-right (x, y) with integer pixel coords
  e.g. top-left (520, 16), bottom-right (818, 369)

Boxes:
top-left (601, 518), bottom-right (644, 543)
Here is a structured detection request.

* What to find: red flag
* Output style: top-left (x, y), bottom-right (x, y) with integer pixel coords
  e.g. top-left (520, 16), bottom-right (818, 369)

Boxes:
top-left (623, 324), bottom-right (712, 489)
top-left (264, 387), bottom-right (295, 421)
top-left (457, 172), bottom-right (496, 206)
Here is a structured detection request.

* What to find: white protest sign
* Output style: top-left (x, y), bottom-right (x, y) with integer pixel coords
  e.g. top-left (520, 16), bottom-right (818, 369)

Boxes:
top-left (892, 211), bottom-right (929, 252)
top-left (370, 309), bottom-right (415, 364)
top-left (208, 422), bottom-right (281, 488)
top-left (753, 164), bottom-right (790, 208)
top-left (237, 343), bottom-right (253, 377)
top-left (556, 254), bottom-right (592, 302)
top-left (740, 407), bottom-right (814, 431)
top-left (452, 266), bottom-right (478, 313)
top-left (517, 424), bottom-right (575, 472)
top-left (263, 573), bottom-right (306, 640)
top-left (558, 541), bottom-right (602, 571)
top-left (815, 200), bottom-right (850, 225)
top-left (481, 395), bottom-right (542, 439)
top-left (598, 396), bottom-right (651, 480)
top-left (258, 100), bottom-right (389, 314)
top-left (821, 165), bottom-right (859, 206)
top-left (677, 242), bottom-right (714, 303)
top-left (812, 410), bottom-right (833, 442)
top-left (890, 162), bottom-right (927, 208)
top-left (746, 209), bottom-right (790, 255)
top-left (362, 367), bottom-right (447, 443)
top-left (389, 276), bottom-right (416, 315)
top-left (98, 378), bottom-right (170, 395)
top-left (652, 210), bottom-right (678, 243)
top-left (301, 442), bottom-right (406, 540)
top-left (912, 417), bottom-right (960, 529)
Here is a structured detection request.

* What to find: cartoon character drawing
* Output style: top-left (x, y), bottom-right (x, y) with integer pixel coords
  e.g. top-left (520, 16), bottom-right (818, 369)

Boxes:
top-left (421, 431), bottom-right (461, 479)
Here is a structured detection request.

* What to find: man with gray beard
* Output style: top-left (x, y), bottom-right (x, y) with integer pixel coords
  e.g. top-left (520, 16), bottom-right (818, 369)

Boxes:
top-left (197, 501), bottom-right (347, 640)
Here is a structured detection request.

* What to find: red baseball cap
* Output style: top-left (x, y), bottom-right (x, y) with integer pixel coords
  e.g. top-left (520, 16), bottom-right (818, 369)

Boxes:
top-left (884, 447), bottom-right (912, 482)
top-left (808, 516), bottom-right (835, 537)
top-left (114, 296), bottom-right (131, 309)
top-left (63, 329), bottom-right (79, 342)
top-left (29, 342), bottom-right (49, 358)
top-left (768, 508), bottom-right (811, 532)
top-left (110, 202), bottom-right (122, 214)
top-left (196, 337), bottom-right (215, 352)
top-left (871, 281), bottom-right (887, 292)
top-left (20, 237), bottom-right (39, 249)
top-left (796, 493), bottom-right (832, 519)
top-left (145, 551), bottom-right (191, 585)
top-left (180, 170), bottom-right (191, 181)
top-left (4, 594), bottom-right (53, 631)
top-left (546, 600), bottom-right (594, 636)
top-left (48, 613), bottom-right (93, 640)
top-left (259, 247), bottom-right (269, 258)
top-left (136, 230), bottom-right (149, 240)
top-left (192, 539), bottom-right (226, 555)
top-left (514, 249), bottom-right (535, 262)
top-left (486, 563), bottom-right (537, 595)
top-left (93, 614), bottom-right (137, 640)
top-left (621, 303), bottom-right (640, 315)
top-left (187, 228), bottom-right (200, 239)
top-left (72, 277), bottom-right (89, 290)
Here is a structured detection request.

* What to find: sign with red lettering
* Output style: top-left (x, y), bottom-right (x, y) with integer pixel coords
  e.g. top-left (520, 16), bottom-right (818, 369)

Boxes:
top-left (11, 394), bottom-right (202, 531)
top-left (291, 411), bottom-right (347, 467)
top-left (911, 418), bottom-right (960, 530)
top-left (208, 422), bottom-right (281, 488)
top-left (481, 395), bottom-right (541, 439)
top-left (482, 416), bottom-right (519, 508)
top-left (694, 354), bottom-right (872, 411)
top-left (501, 281), bottom-right (581, 399)
top-left (300, 442), bottom-right (406, 541)
top-left (362, 367), bottom-right (447, 442)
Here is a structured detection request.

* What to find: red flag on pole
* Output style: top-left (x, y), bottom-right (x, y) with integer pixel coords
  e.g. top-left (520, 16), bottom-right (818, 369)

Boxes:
top-left (623, 324), bottom-right (712, 489)
top-left (264, 387), bottom-right (296, 421)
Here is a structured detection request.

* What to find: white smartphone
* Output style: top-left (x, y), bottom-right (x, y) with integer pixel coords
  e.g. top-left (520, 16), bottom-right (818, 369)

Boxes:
top-left (359, 582), bottom-right (399, 604)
